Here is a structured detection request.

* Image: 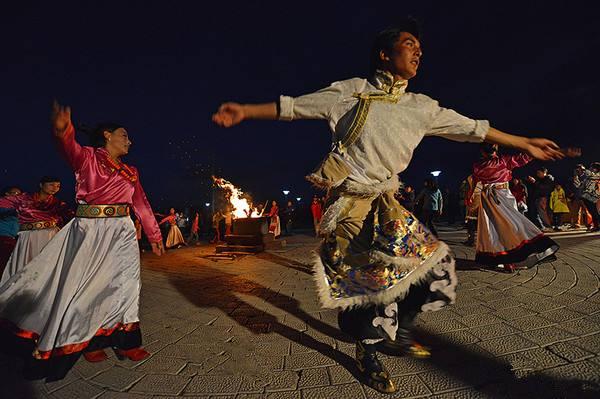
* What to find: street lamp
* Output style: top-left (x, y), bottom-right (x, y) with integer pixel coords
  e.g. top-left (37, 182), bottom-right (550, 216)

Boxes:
top-left (282, 190), bottom-right (290, 196)
top-left (430, 170), bottom-right (441, 177)
top-left (205, 202), bottom-right (211, 207)
top-left (296, 197), bottom-right (301, 202)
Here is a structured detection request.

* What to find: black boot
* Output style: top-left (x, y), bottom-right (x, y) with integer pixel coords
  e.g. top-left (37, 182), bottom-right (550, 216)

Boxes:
top-left (355, 341), bottom-right (396, 394)
top-left (376, 327), bottom-right (431, 358)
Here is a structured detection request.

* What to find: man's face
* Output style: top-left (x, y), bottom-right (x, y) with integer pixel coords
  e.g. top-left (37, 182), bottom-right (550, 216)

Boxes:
top-left (536, 170), bottom-right (546, 179)
top-left (40, 181), bottom-right (60, 196)
top-left (383, 32), bottom-right (422, 80)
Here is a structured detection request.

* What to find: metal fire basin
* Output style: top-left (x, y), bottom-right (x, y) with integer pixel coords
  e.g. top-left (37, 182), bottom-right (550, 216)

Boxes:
top-left (217, 217), bottom-right (271, 253)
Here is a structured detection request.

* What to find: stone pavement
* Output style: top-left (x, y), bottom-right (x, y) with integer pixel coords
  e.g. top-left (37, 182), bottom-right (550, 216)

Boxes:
top-left (2, 227), bottom-right (600, 398)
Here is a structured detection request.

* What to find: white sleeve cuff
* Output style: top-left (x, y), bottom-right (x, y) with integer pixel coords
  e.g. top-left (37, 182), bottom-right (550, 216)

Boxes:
top-left (278, 95), bottom-right (294, 121)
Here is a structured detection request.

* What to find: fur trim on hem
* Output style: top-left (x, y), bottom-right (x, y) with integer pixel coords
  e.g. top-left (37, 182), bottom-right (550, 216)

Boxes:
top-left (305, 174), bottom-right (336, 190)
top-left (318, 196), bottom-right (350, 236)
top-left (339, 177), bottom-right (401, 198)
top-left (312, 242), bottom-right (452, 310)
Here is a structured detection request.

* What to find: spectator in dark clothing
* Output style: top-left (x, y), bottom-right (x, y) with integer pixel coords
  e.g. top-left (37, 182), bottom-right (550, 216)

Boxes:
top-left (528, 167), bottom-right (555, 229)
top-left (416, 178), bottom-right (443, 236)
top-left (281, 200), bottom-right (295, 236)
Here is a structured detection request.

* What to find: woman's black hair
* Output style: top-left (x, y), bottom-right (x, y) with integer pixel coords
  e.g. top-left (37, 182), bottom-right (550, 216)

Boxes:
top-left (369, 17), bottom-right (420, 75)
top-left (480, 143), bottom-right (499, 156)
top-left (78, 123), bottom-right (125, 148)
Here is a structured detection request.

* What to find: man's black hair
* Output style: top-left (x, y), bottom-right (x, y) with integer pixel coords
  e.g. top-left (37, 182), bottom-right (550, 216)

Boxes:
top-left (370, 17), bottom-right (420, 75)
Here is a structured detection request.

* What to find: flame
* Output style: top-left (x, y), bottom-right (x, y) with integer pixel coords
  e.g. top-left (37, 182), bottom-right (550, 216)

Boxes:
top-left (212, 176), bottom-right (260, 218)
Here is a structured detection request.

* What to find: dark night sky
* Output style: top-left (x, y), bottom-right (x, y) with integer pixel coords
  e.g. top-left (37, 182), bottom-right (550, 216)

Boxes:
top-left (2, 1), bottom-right (598, 211)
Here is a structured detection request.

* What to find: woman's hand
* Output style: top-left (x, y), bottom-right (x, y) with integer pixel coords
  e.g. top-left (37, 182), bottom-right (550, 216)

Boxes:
top-left (212, 102), bottom-right (245, 127)
top-left (51, 100), bottom-right (72, 136)
top-left (151, 241), bottom-right (165, 256)
top-left (523, 138), bottom-right (565, 161)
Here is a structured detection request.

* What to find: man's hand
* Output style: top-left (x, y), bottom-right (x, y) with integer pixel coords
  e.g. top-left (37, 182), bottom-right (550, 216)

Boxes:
top-left (151, 241), bottom-right (165, 256)
top-left (523, 138), bottom-right (565, 161)
top-left (51, 100), bottom-right (72, 136)
top-left (212, 102), bottom-right (245, 127)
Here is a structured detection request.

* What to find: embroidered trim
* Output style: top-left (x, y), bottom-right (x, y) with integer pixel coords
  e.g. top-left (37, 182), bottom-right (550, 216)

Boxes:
top-left (76, 204), bottom-right (130, 218)
top-left (19, 220), bottom-right (59, 231)
top-left (337, 96), bottom-right (372, 153)
top-left (0, 318), bottom-right (140, 359)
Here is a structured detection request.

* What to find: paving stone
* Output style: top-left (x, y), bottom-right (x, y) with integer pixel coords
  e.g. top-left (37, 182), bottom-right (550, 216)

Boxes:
top-left (429, 389), bottom-right (492, 399)
top-left (547, 342), bottom-right (596, 362)
top-left (537, 360), bottom-right (600, 383)
top-left (458, 313), bottom-right (505, 328)
top-left (130, 374), bottom-right (191, 395)
top-left (419, 319), bottom-right (468, 334)
top-left (504, 314), bottom-right (556, 332)
top-left (441, 330), bottom-right (481, 346)
top-left (450, 303), bottom-right (494, 317)
top-left (327, 364), bottom-right (359, 385)
top-left (48, 379), bottom-right (104, 399)
top-left (552, 293), bottom-right (587, 306)
top-left (540, 308), bottom-right (586, 323)
top-left (298, 368), bottom-right (329, 388)
top-left (515, 292), bottom-right (552, 304)
top-left (567, 300), bottom-right (600, 315)
top-left (477, 334), bottom-right (537, 356)
top-left (284, 351), bottom-right (336, 370)
top-left (302, 383), bottom-right (365, 399)
top-left (265, 391), bottom-right (301, 399)
top-left (184, 374), bottom-right (243, 395)
top-left (134, 356), bottom-right (188, 374)
top-left (558, 317), bottom-right (600, 336)
top-left (92, 367), bottom-right (146, 390)
top-left (484, 298), bottom-right (525, 310)
top-left (492, 306), bottom-right (537, 321)
top-left (521, 300), bottom-right (565, 313)
top-left (73, 358), bottom-right (116, 379)
top-left (264, 371), bottom-right (300, 392)
top-left (98, 392), bottom-right (152, 398)
top-left (519, 326), bottom-right (576, 346)
top-left (468, 323), bottom-right (520, 341)
top-left (363, 374), bottom-right (431, 398)
top-left (572, 333), bottom-right (600, 354)
top-left (418, 368), bottom-right (471, 393)
top-left (43, 369), bottom-right (81, 393)
top-left (499, 347), bottom-right (567, 371)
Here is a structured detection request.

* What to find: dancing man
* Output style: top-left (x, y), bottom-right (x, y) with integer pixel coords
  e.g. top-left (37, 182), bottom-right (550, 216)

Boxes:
top-left (470, 144), bottom-right (565, 273)
top-left (0, 102), bottom-right (164, 380)
top-left (0, 176), bottom-right (72, 282)
top-left (212, 20), bottom-right (567, 393)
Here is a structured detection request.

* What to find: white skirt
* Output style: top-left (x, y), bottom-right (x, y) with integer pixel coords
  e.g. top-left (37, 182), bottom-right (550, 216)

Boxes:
top-left (0, 216), bottom-right (140, 358)
top-left (0, 227), bottom-right (59, 284)
top-left (476, 186), bottom-right (558, 266)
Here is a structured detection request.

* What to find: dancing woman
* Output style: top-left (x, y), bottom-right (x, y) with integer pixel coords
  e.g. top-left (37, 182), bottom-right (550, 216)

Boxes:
top-left (159, 208), bottom-right (186, 248)
top-left (0, 102), bottom-right (164, 379)
top-left (470, 144), bottom-right (563, 272)
top-left (213, 20), bottom-right (567, 393)
top-left (0, 176), bottom-right (72, 282)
